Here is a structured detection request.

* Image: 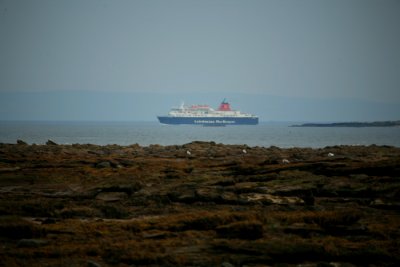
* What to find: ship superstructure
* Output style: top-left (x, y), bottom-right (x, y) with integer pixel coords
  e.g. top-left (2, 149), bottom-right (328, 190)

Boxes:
top-left (157, 99), bottom-right (258, 126)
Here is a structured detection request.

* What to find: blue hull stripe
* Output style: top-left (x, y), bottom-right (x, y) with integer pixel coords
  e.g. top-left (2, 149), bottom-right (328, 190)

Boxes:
top-left (157, 116), bottom-right (258, 125)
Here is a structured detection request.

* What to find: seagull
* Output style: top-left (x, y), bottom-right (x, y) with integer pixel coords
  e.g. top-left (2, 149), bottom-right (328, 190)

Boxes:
top-left (242, 149), bottom-right (247, 154)
top-left (328, 153), bottom-right (334, 157)
top-left (186, 150), bottom-right (191, 155)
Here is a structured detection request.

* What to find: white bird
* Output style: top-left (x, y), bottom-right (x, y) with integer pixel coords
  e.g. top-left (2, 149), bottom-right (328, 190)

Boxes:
top-left (282, 159), bottom-right (290, 164)
top-left (328, 153), bottom-right (334, 157)
top-left (242, 149), bottom-right (247, 154)
top-left (186, 150), bottom-right (191, 155)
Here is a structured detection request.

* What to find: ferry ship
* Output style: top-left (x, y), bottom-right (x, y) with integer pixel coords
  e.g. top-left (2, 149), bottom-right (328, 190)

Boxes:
top-left (157, 99), bottom-right (258, 126)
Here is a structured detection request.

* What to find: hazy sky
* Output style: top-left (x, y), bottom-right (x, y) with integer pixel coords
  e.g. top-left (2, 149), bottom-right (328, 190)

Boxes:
top-left (1, 0), bottom-right (399, 102)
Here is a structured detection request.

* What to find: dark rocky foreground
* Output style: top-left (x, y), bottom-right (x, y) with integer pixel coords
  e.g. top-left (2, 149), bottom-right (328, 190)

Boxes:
top-left (0, 141), bottom-right (399, 266)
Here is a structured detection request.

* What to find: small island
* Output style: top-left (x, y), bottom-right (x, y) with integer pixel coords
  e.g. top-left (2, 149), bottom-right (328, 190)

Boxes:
top-left (292, 120), bottom-right (400, 127)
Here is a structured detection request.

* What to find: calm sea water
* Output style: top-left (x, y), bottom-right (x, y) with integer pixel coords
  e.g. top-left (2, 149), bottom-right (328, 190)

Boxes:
top-left (0, 121), bottom-right (399, 148)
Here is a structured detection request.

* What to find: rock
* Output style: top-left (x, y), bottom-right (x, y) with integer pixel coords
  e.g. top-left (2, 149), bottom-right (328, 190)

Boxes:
top-left (118, 159), bottom-right (135, 166)
top-left (87, 260), bottom-right (102, 267)
top-left (42, 218), bottom-right (56, 224)
top-left (221, 192), bottom-right (239, 204)
top-left (283, 223), bottom-right (323, 237)
top-left (302, 192), bottom-right (315, 206)
top-left (98, 184), bottom-right (142, 195)
top-left (233, 182), bottom-right (263, 194)
top-left (370, 198), bottom-right (400, 210)
top-left (169, 190), bottom-right (196, 203)
top-left (96, 192), bottom-right (128, 202)
top-left (46, 139), bottom-right (58, 145)
top-left (195, 187), bottom-right (221, 202)
top-left (221, 262), bottom-right (235, 267)
top-left (142, 230), bottom-right (172, 239)
top-left (241, 193), bottom-right (304, 205)
top-left (216, 221), bottom-right (263, 240)
top-left (17, 239), bottom-right (48, 248)
top-left (96, 161), bottom-right (111, 168)
top-left (16, 139), bottom-right (28, 145)
top-left (0, 167), bottom-right (21, 172)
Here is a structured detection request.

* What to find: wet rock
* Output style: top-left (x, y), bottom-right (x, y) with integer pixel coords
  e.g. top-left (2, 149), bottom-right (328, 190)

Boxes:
top-left (118, 159), bottom-right (135, 167)
top-left (195, 187), bottom-right (221, 202)
top-left (87, 260), bottom-right (102, 267)
top-left (98, 184), bottom-right (142, 195)
top-left (302, 191), bottom-right (315, 206)
top-left (169, 189), bottom-right (196, 203)
top-left (323, 224), bottom-right (369, 236)
top-left (241, 193), bottom-right (304, 205)
top-left (370, 198), bottom-right (400, 210)
top-left (216, 221), bottom-right (263, 240)
top-left (41, 218), bottom-right (56, 225)
top-left (142, 230), bottom-right (174, 239)
top-left (0, 217), bottom-right (42, 239)
top-left (233, 182), bottom-right (269, 194)
top-left (164, 168), bottom-right (182, 179)
top-left (96, 161), bottom-right (111, 168)
top-left (0, 167), bottom-right (21, 172)
top-left (221, 262), bottom-right (235, 267)
top-left (17, 239), bottom-right (48, 248)
top-left (88, 150), bottom-right (106, 155)
top-left (96, 192), bottom-right (128, 202)
top-left (46, 139), bottom-right (58, 145)
top-left (283, 223), bottom-right (323, 237)
top-left (16, 139), bottom-right (28, 145)
top-left (221, 192), bottom-right (239, 204)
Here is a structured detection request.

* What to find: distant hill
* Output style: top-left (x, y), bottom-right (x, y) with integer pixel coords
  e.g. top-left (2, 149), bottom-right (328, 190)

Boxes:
top-left (1, 91), bottom-right (400, 122)
top-left (292, 121), bottom-right (400, 127)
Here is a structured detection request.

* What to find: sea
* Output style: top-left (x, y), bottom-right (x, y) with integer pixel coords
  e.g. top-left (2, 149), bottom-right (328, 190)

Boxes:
top-left (0, 121), bottom-right (399, 148)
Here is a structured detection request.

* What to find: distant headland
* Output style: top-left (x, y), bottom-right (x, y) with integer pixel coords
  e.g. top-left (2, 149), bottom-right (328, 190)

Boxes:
top-left (292, 120), bottom-right (400, 127)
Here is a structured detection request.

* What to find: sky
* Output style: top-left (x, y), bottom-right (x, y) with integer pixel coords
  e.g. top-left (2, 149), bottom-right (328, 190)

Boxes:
top-left (0, 0), bottom-right (399, 121)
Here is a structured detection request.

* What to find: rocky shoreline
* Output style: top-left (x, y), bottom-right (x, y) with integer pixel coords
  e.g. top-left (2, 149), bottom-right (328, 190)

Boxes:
top-left (1, 141), bottom-right (400, 266)
top-left (292, 121), bottom-right (400, 127)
